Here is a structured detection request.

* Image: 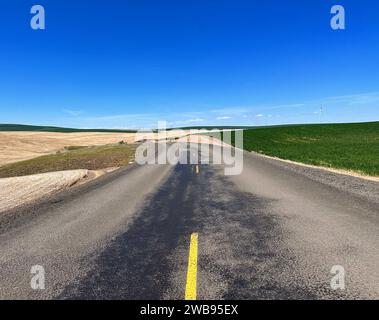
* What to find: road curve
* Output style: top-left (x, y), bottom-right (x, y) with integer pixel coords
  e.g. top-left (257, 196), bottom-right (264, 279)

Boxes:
top-left (0, 145), bottom-right (378, 299)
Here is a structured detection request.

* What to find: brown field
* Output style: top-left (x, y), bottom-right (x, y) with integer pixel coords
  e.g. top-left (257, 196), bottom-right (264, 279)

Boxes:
top-left (0, 130), bottom-right (216, 167)
top-left (0, 170), bottom-right (89, 213)
top-left (0, 132), bottom-right (137, 166)
top-left (0, 131), bottom-right (219, 211)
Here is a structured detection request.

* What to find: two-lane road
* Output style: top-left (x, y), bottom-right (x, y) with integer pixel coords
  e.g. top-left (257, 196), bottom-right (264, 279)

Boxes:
top-left (0, 145), bottom-right (378, 299)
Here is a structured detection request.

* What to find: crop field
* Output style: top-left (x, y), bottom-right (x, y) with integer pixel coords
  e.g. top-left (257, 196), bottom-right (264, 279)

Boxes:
top-left (236, 122), bottom-right (379, 176)
top-left (0, 143), bottom-right (136, 178)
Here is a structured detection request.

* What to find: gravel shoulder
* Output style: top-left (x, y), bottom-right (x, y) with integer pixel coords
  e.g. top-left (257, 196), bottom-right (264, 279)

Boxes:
top-left (248, 151), bottom-right (379, 206)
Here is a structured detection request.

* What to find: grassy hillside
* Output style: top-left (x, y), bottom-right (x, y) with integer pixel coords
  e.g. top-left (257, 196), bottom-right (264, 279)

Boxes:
top-left (236, 122), bottom-right (379, 176)
top-left (0, 124), bottom-right (137, 133)
top-left (0, 144), bottom-right (136, 178)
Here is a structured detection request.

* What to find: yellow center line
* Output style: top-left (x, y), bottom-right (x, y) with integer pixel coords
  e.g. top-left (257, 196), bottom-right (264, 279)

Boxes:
top-left (185, 233), bottom-right (198, 300)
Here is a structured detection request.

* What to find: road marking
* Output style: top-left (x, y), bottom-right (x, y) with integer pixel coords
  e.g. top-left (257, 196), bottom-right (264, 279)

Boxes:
top-left (185, 233), bottom-right (198, 300)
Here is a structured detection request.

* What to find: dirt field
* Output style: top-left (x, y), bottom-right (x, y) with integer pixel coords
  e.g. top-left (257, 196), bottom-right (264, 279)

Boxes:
top-left (0, 131), bottom-right (220, 212)
top-left (0, 132), bottom-right (138, 166)
top-left (0, 130), bottom-right (215, 167)
top-left (0, 170), bottom-right (88, 213)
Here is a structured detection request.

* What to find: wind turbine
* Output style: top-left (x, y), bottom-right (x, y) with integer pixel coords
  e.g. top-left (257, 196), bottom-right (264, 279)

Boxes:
top-left (319, 105), bottom-right (324, 123)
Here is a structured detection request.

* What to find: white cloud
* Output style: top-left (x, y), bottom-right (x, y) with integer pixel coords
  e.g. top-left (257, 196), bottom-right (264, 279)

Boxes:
top-left (58, 91), bottom-right (379, 129)
top-left (170, 118), bottom-right (206, 126)
top-left (63, 109), bottom-right (84, 117)
top-left (210, 107), bottom-right (249, 114)
top-left (323, 92), bottom-right (379, 105)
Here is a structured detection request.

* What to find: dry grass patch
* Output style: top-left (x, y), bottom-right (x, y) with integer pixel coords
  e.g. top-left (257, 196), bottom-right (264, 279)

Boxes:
top-left (0, 144), bottom-right (137, 178)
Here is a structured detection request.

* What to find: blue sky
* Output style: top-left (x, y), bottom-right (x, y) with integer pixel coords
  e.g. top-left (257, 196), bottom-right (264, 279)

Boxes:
top-left (1, 0), bottom-right (379, 129)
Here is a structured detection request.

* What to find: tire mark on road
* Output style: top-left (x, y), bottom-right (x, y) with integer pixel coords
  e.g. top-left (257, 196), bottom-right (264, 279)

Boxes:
top-left (59, 164), bottom-right (197, 299)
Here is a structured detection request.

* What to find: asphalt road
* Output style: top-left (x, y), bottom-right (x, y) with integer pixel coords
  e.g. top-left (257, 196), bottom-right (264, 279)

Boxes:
top-left (0, 145), bottom-right (378, 299)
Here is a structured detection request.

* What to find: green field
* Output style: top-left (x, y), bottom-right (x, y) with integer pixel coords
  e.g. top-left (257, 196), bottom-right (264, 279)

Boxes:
top-left (0, 144), bottom-right (136, 178)
top-left (2, 122), bottom-right (378, 177)
top-left (234, 122), bottom-right (379, 176)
